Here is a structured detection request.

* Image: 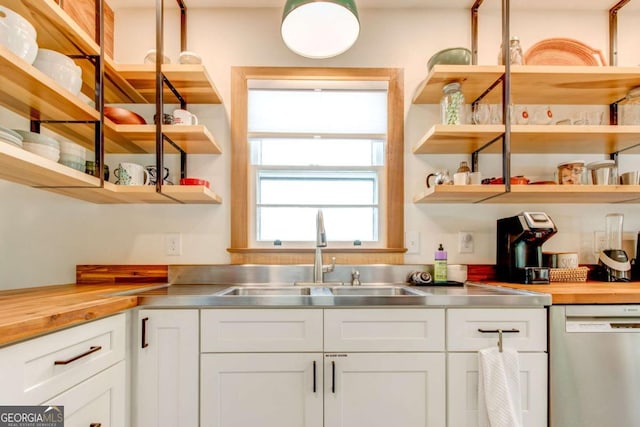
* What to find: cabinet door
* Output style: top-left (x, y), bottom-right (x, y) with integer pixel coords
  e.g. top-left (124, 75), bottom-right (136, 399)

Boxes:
top-left (324, 353), bottom-right (445, 427)
top-left (44, 361), bottom-right (125, 427)
top-left (135, 309), bottom-right (199, 427)
top-left (201, 353), bottom-right (323, 427)
top-left (447, 353), bottom-right (547, 427)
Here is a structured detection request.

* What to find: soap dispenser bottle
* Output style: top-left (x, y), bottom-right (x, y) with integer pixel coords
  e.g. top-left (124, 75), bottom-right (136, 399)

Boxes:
top-left (434, 244), bottom-right (448, 284)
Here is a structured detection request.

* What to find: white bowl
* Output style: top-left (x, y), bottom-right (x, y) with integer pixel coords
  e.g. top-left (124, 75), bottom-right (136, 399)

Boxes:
top-left (144, 49), bottom-right (170, 64)
top-left (13, 129), bottom-right (59, 149)
top-left (23, 141), bottom-right (60, 162)
top-left (59, 140), bottom-right (86, 156)
top-left (0, 6), bottom-right (36, 40)
top-left (33, 49), bottom-right (82, 95)
top-left (178, 50), bottom-right (202, 65)
top-left (0, 19), bottom-right (37, 64)
top-left (59, 153), bottom-right (85, 164)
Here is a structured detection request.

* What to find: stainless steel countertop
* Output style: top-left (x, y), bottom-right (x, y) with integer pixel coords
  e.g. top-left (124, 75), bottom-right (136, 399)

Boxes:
top-left (120, 282), bottom-right (551, 308)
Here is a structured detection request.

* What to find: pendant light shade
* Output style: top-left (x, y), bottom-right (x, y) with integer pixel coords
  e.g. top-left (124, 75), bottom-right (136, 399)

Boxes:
top-left (281, 0), bottom-right (360, 59)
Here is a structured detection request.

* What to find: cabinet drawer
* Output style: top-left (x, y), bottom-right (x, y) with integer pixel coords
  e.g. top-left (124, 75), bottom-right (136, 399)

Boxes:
top-left (324, 309), bottom-right (445, 352)
top-left (201, 309), bottom-right (323, 352)
top-left (44, 361), bottom-right (126, 427)
top-left (447, 309), bottom-right (546, 351)
top-left (0, 313), bottom-right (126, 404)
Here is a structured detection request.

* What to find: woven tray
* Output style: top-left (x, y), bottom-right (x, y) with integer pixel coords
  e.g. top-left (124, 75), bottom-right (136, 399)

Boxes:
top-left (549, 266), bottom-right (589, 282)
top-left (524, 38), bottom-right (606, 66)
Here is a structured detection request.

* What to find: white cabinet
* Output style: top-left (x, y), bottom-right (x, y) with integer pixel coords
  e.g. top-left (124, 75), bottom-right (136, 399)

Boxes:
top-left (324, 352), bottom-right (446, 427)
top-left (446, 308), bottom-right (548, 427)
top-left (200, 308), bottom-right (446, 427)
top-left (45, 361), bottom-right (126, 427)
top-left (134, 309), bottom-right (199, 427)
top-left (201, 353), bottom-right (323, 427)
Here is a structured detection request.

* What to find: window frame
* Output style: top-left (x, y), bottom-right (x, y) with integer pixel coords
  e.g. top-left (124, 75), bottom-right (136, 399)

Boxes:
top-left (229, 67), bottom-right (405, 264)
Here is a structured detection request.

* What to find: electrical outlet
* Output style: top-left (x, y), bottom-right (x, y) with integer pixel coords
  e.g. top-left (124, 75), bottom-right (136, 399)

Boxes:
top-left (593, 231), bottom-right (606, 254)
top-left (458, 231), bottom-right (474, 253)
top-left (165, 233), bottom-right (182, 256)
top-left (405, 231), bottom-right (420, 254)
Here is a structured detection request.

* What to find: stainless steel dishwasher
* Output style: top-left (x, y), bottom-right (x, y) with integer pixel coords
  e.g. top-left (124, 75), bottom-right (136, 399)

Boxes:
top-left (550, 305), bottom-right (640, 427)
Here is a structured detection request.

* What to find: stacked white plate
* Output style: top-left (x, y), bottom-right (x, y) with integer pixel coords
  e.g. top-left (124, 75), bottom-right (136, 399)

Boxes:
top-left (13, 129), bottom-right (60, 162)
top-left (59, 139), bottom-right (86, 171)
top-left (0, 125), bottom-right (23, 147)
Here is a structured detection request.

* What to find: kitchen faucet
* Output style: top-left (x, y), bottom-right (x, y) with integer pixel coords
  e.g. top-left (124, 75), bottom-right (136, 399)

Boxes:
top-left (313, 210), bottom-right (335, 283)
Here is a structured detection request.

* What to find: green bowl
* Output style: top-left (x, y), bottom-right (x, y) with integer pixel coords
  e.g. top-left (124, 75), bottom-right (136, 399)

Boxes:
top-left (427, 47), bottom-right (472, 71)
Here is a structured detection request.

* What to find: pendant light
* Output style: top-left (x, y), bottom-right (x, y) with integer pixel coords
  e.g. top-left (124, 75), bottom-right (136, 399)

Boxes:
top-left (281, 0), bottom-right (360, 59)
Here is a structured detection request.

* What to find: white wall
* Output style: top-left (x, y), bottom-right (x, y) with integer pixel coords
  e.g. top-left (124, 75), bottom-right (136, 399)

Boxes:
top-left (1, 5), bottom-right (639, 289)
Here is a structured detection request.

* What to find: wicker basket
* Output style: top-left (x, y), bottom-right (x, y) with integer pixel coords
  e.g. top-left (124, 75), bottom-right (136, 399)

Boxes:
top-left (549, 266), bottom-right (589, 282)
top-left (524, 38), bottom-right (606, 66)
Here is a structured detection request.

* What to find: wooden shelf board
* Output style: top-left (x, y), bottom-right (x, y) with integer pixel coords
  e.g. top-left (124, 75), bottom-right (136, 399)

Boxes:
top-left (510, 65), bottom-right (640, 105)
top-left (0, 141), bottom-right (99, 188)
top-left (162, 185), bottom-right (222, 204)
top-left (413, 65), bottom-right (640, 106)
top-left (413, 185), bottom-right (505, 203)
top-left (414, 124), bottom-right (640, 154)
top-left (0, 46), bottom-right (98, 122)
top-left (114, 125), bottom-right (222, 154)
top-left (412, 65), bottom-right (504, 104)
top-left (492, 185), bottom-right (640, 203)
top-left (413, 125), bottom-right (504, 154)
top-left (116, 64), bottom-right (223, 104)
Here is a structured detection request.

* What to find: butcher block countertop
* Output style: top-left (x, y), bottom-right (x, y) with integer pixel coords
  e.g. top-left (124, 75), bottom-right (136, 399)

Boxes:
top-left (485, 281), bottom-right (640, 304)
top-left (0, 283), bottom-right (149, 347)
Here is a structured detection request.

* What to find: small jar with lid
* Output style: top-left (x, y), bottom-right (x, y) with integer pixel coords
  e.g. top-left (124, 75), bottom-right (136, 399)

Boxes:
top-left (498, 36), bottom-right (524, 65)
top-left (441, 82), bottom-right (465, 125)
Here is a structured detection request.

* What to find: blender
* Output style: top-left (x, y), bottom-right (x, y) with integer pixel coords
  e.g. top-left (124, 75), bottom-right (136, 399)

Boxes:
top-left (597, 213), bottom-right (631, 282)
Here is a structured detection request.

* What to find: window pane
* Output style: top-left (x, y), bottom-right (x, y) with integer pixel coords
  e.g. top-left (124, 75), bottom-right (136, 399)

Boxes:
top-left (258, 207), bottom-right (378, 242)
top-left (248, 89), bottom-right (387, 134)
top-left (258, 172), bottom-right (377, 205)
top-left (250, 138), bottom-right (384, 167)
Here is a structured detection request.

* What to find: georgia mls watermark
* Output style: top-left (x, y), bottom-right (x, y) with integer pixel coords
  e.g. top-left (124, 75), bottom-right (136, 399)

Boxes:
top-left (0, 406), bottom-right (64, 427)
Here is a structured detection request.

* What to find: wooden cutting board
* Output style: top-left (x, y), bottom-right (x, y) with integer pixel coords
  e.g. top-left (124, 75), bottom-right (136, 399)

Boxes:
top-left (55, 0), bottom-right (114, 58)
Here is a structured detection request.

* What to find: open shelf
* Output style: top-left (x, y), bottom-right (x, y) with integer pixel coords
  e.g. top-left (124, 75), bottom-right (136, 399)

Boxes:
top-left (414, 184), bottom-right (640, 204)
top-left (412, 65), bottom-right (640, 106)
top-left (413, 124), bottom-right (640, 154)
top-left (116, 64), bottom-right (223, 105)
top-left (114, 125), bottom-right (222, 154)
top-left (413, 185), bottom-right (505, 203)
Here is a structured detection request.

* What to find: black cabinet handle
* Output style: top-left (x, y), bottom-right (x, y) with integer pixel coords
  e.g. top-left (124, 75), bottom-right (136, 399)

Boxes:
top-left (331, 361), bottom-right (336, 394)
top-left (90, 423), bottom-right (102, 427)
top-left (54, 346), bottom-right (102, 365)
top-left (312, 360), bottom-right (317, 393)
top-left (477, 328), bottom-right (520, 334)
top-left (141, 317), bottom-right (149, 348)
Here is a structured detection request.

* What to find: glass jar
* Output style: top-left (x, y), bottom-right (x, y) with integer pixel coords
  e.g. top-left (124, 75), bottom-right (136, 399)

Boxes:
top-left (498, 36), bottom-right (524, 65)
top-left (441, 82), bottom-right (465, 125)
top-left (457, 161), bottom-right (471, 174)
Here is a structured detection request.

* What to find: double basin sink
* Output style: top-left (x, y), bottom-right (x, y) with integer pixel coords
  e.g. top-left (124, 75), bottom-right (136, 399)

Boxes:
top-left (216, 285), bottom-right (428, 297)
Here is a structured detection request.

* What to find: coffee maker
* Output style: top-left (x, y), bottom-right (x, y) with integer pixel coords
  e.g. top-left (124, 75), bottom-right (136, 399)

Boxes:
top-left (497, 212), bottom-right (557, 284)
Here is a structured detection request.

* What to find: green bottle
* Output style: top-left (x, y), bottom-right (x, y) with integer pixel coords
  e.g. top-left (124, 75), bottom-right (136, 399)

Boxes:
top-left (434, 243), bottom-right (448, 284)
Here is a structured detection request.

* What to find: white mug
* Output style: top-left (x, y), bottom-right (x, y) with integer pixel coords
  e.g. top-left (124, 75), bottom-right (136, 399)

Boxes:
top-left (172, 108), bottom-right (198, 125)
top-left (453, 172), bottom-right (469, 185)
top-left (469, 171), bottom-right (482, 185)
top-left (114, 162), bottom-right (150, 186)
top-left (557, 252), bottom-right (579, 269)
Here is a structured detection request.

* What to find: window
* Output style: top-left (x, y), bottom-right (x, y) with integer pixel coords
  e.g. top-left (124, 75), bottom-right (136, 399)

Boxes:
top-left (230, 67), bottom-right (404, 263)
top-left (249, 84), bottom-right (386, 245)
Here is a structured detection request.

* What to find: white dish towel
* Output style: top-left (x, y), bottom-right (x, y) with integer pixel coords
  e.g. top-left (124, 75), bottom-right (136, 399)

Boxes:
top-left (478, 346), bottom-right (523, 427)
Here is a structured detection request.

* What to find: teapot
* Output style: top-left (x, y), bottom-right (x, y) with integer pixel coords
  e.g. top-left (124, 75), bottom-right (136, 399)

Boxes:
top-left (426, 169), bottom-right (451, 188)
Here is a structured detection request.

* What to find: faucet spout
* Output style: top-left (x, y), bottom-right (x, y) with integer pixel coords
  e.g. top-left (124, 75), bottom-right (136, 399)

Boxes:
top-left (313, 210), bottom-right (333, 283)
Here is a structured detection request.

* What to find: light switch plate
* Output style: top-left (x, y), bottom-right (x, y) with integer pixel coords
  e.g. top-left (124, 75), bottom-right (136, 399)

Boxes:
top-left (405, 231), bottom-right (420, 254)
